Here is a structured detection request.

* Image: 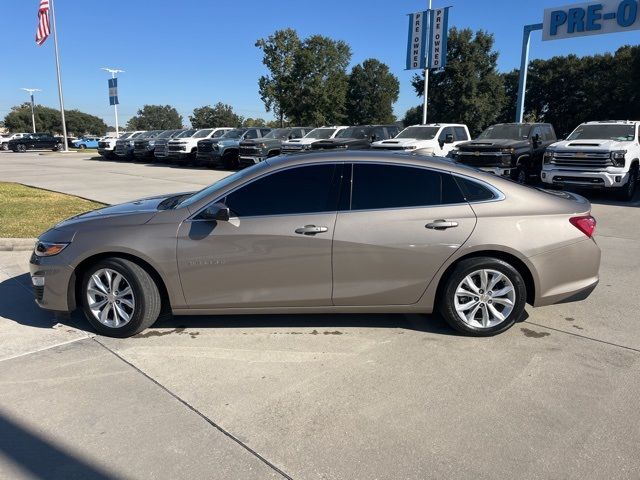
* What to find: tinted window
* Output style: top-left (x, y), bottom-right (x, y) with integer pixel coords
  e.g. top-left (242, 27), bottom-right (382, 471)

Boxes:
top-left (371, 126), bottom-right (386, 141)
top-left (455, 176), bottom-right (497, 202)
top-left (439, 127), bottom-right (454, 141)
top-left (351, 164), bottom-right (464, 210)
top-left (225, 164), bottom-right (341, 217)
top-left (454, 127), bottom-right (469, 141)
top-left (244, 129), bottom-right (259, 139)
top-left (212, 130), bottom-right (225, 137)
top-left (261, 129), bottom-right (271, 136)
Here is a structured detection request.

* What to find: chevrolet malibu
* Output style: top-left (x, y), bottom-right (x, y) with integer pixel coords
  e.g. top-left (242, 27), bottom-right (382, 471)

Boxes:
top-left (30, 151), bottom-right (600, 338)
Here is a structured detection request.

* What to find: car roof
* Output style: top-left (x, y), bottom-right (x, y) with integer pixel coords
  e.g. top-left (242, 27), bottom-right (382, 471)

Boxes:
top-left (582, 120), bottom-right (640, 125)
top-left (407, 123), bottom-right (467, 128)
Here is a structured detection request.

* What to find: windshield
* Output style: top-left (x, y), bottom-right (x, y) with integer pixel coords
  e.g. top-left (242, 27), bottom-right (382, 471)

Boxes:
top-left (117, 133), bottom-right (132, 140)
top-left (336, 127), bottom-right (372, 139)
top-left (221, 129), bottom-right (247, 139)
top-left (264, 128), bottom-right (290, 139)
top-left (478, 124), bottom-right (532, 140)
top-left (176, 129), bottom-right (197, 138)
top-left (176, 162), bottom-right (269, 209)
top-left (193, 129), bottom-right (213, 138)
top-left (396, 126), bottom-right (439, 140)
top-left (157, 130), bottom-right (175, 139)
top-left (130, 132), bottom-right (145, 138)
top-left (304, 128), bottom-right (335, 139)
top-left (567, 124), bottom-right (635, 141)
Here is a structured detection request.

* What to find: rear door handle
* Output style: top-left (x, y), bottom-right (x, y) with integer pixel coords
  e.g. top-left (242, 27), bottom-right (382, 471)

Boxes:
top-left (295, 225), bottom-right (329, 235)
top-left (425, 220), bottom-right (459, 230)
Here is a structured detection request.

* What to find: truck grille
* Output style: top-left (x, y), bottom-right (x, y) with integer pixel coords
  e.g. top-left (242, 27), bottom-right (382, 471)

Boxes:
top-left (98, 141), bottom-right (110, 149)
top-left (549, 152), bottom-right (612, 169)
top-left (239, 146), bottom-right (259, 155)
top-left (457, 151), bottom-right (508, 166)
top-left (114, 143), bottom-right (128, 155)
top-left (33, 285), bottom-right (44, 302)
top-left (134, 141), bottom-right (147, 151)
top-left (154, 143), bottom-right (168, 157)
top-left (168, 144), bottom-right (185, 152)
top-left (198, 143), bottom-right (213, 153)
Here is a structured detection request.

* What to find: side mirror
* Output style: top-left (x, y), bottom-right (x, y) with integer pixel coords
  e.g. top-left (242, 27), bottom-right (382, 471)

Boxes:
top-left (532, 133), bottom-right (540, 145)
top-left (197, 202), bottom-right (230, 222)
top-left (370, 134), bottom-right (377, 142)
top-left (445, 133), bottom-right (454, 144)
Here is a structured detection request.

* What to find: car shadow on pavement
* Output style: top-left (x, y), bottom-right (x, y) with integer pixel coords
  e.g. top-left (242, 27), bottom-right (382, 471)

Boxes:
top-left (0, 413), bottom-right (116, 480)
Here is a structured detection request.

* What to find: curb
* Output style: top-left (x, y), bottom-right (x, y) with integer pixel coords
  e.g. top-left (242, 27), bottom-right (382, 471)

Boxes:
top-left (0, 238), bottom-right (36, 252)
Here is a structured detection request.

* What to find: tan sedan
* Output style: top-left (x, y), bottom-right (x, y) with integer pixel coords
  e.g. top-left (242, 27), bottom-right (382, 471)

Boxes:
top-left (30, 151), bottom-right (600, 337)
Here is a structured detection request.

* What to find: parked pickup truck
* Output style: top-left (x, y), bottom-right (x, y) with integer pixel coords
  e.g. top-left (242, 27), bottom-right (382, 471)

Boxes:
top-left (1, 133), bottom-right (30, 150)
top-left (199, 128), bottom-right (271, 169)
top-left (98, 132), bottom-right (135, 159)
top-left (166, 128), bottom-right (232, 164)
top-left (542, 120), bottom-right (640, 200)
top-left (310, 125), bottom-right (400, 151)
top-left (372, 123), bottom-right (470, 156)
top-left (8, 133), bottom-right (63, 152)
top-left (453, 123), bottom-right (557, 183)
top-left (281, 126), bottom-right (348, 153)
top-left (133, 129), bottom-right (182, 161)
top-left (238, 127), bottom-right (312, 167)
top-left (115, 131), bottom-right (152, 159)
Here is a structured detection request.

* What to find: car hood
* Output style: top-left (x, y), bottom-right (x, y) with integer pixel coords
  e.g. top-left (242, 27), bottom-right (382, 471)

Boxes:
top-left (458, 139), bottom-right (529, 150)
top-left (549, 139), bottom-right (630, 151)
top-left (312, 138), bottom-right (370, 148)
top-left (372, 138), bottom-right (435, 148)
top-left (241, 139), bottom-right (282, 146)
top-left (283, 138), bottom-right (317, 146)
top-left (218, 139), bottom-right (241, 147)
top-left (52, 194), bottom-right (182, 231)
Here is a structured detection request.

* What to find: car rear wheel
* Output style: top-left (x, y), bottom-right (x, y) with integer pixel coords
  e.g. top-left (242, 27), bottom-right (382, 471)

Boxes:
top-left (17, 144), bottom-right (27, 153)
top-left (79, 144), bottom-right (86, 149)
top-left (438, 257), bottom-right (527, 336)
top-left (1, 143), bottom-right (8, 151)
top-left (54, 143), bottom-right (64, 151)
top-left (81, 258), bottom-right (162, 338)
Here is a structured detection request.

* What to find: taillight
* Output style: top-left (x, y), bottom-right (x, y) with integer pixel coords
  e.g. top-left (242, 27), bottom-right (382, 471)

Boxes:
top-left (570, 215), bottom-right (596, 238)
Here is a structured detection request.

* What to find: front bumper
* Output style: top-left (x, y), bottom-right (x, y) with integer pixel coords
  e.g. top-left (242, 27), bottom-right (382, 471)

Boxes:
top-left (133, 149), bottom-right (154, 159)
top-left (239, 155), bottom-right (266, 167)
top-left (168, 150), bottom-right (194, 162)
top-left (97, 148), bottom-right (114, 157)
top-left (530, 237), bottom-right (601, 307)
top-left (29, 252), bottom-right (76, 312)
top-left (541, 169), bottom-right (629, 189)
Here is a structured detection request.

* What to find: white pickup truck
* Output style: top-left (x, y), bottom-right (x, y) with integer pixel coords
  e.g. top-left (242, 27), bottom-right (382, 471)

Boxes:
top-left (166, 128), bottom-right (232, 164)
top-left (1, 133), bottom-right (29, 150)
top-left (281, 126), bottom-right (348, 153)
top-left (371, 123), bottom-right (470, 156)
top-left (542, 121), bottom-right (640, 201)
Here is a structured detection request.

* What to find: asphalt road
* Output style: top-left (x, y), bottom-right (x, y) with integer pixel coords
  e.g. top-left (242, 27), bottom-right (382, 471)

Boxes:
top-left (1, 151), bottom-right (639, 479)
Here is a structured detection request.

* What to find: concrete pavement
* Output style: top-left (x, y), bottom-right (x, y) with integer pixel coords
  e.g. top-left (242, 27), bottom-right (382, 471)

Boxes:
top-left (1, 151), bottom-right (639, 479)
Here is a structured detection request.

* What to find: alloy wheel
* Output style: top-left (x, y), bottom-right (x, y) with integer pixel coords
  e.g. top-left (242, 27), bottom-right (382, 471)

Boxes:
top-left (453, 269), bottom-right (516, 329)
top-left (86, 268), bottom-right (136, 328)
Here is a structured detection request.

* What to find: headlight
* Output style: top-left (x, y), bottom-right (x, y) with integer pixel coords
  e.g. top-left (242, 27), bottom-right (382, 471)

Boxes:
top-left (544, 151), bottom-right (556, 163)
top-left (257, 143), bottom-right (267, 149)
top-left (301, 144), bottom-right (312, 150)
top-left (34, 241), bottom-right (69, 257)
top-left (611, 150), bottom-right (626, 167)
top-left (501, 148), bottom-right (515, 154)
top-left (403, 145), bottom-right (418, 150)
top-left (128, 140), bottom-right (135, 146)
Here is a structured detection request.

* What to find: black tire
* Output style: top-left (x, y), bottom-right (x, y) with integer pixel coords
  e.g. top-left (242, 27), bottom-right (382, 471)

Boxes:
top-left (1, 143), bottom-right (8, 151)
top-left (81, 258), bottom-right (162, 338)
top-left (55, 143), bottom-right (64, 151)
top-left (222, 153), bottom-right (238, 170)
top-left (438, 257), bottom-right (527, 336)
top-left (17, 144), bottom-right (27, 153)
top-left (79, 144), bottom-right (86, 149)
top-left (617, 167), bottom-right (637, 201)
top-left (511, 165), bottom-right (528, 185)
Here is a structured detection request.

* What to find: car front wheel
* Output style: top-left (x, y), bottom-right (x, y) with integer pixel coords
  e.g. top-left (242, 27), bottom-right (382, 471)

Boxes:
top-left (439, 257), bottom-right (527, 336)
top-left (81, 258), bottom-right (162, 337)
top-left (617, 168), bottom-right (637, 201)
top-left (17, 144), bottom-right (27, 153)
top-left (1, 143), bottom-right (8, 151)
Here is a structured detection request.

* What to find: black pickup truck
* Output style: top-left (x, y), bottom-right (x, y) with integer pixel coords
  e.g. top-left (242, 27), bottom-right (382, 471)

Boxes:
top-left (452, 123), bottom-right (557, 184)
top-left (8, 133), bottom-right (62, 152)
top-left (310, 125), bottom-right (399, 151)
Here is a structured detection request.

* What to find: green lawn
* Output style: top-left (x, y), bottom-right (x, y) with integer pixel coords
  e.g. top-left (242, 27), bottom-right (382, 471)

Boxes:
top-left (0, 182), bottom-right (104, 238)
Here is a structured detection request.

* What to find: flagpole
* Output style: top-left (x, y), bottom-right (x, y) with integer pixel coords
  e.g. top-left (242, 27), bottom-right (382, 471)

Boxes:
top-left (49, 0), bottom-right (69, 152)
top-left (422, 0), bottom-right (432, 125)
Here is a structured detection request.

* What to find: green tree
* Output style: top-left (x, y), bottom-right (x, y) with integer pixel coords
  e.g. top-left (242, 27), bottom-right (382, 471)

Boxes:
top-left (256, 29), bottom-right (301, 126)
top-left (402, 105), bottom-right (422, 127)
top-left (411, 28), bottom-right (506, 136)
top-left (242, 117), bottom-right (267, 127)
top-left (126, 105), bottom-right (182, 130)
top-left (3, 103), bottom-right (107, 135)
top-left (346, 59), bottom-right (399, 125)
top-left (256, 29), bottom-right (352, 126)
top-left (190, 103), bottom-right (244, 128)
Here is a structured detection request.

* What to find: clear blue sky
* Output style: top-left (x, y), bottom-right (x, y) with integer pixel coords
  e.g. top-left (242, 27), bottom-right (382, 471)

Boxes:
top-left (1, 0), bottom-right (639, 127)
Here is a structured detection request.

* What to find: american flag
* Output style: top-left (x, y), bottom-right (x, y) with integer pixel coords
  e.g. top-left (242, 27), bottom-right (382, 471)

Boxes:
top-left (35, 0), bottom-right (50, 46)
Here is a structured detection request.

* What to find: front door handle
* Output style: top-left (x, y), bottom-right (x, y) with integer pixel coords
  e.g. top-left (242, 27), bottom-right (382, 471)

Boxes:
top-left (425, 220), bottom-right (459, 230)
top-left (295, 225), bottom-right (329, 235)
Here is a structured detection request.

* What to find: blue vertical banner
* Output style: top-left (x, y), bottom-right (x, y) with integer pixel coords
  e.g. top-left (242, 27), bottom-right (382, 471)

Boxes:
top-left (428, 7), bottom-right (450, 69)
top-left (405, 11), bottom-right (429, 70)
top-left (108, 77), bottom-right (119, 106)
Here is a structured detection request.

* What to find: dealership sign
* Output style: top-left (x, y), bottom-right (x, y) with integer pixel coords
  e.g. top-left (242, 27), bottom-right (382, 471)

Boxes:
top-left (406, 8), bottom-right (451, 70)
top-left (543, 0), bottom-right (640, 40)
top-left (108, 78), bottom-right (119, 106)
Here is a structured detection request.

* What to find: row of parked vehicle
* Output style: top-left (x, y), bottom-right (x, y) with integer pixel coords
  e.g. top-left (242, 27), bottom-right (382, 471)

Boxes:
top-left (0, 132), bottom-right (106, 151)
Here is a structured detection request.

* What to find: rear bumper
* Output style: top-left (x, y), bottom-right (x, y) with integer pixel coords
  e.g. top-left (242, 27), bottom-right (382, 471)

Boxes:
top-left (541, 169), bottom-right (630, 189)
top-left (530, 238), bottom-right (601, 307)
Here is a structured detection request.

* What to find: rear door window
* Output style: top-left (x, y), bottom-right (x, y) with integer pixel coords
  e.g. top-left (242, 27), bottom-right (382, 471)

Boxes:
top-left (454, 127), bottom-right (469, 141)
top-left (350, 164), bottom-right (465, 210)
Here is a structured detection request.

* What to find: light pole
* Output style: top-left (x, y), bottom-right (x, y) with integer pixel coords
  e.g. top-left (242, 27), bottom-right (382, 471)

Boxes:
top-left (20, 88), bottom-right (42, 133)
top-left (101, 67), bottom-right (124, 136)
